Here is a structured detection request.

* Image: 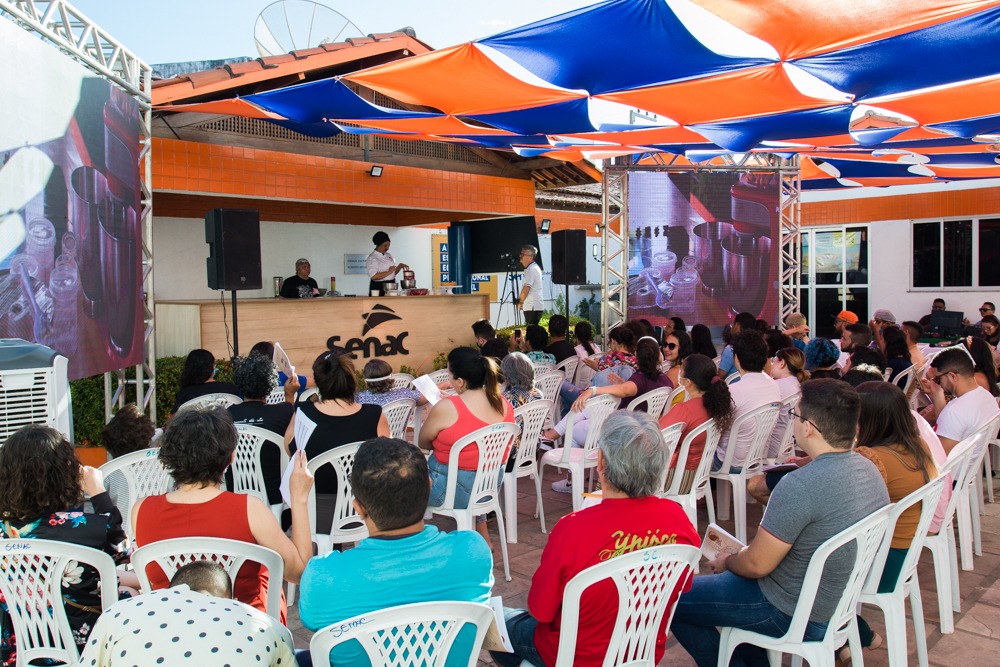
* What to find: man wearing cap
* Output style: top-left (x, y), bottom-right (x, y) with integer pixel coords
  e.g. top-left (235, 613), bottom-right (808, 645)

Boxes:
top-left (279, 258), bottom-right (320, 298)
top-left (870, 308), bottom-right (897, 352)
top-left (832, 309), bottom-right (859, 338)
top-left (367, 231), bottom-right (408, 296)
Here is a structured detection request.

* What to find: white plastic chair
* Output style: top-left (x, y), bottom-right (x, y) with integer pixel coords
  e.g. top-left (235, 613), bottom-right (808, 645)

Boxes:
top-left (381, 397), bottom-right (416, 440)
top-left (856, 474), bottom-right (946, 667)
top-left (99, 447), bottom-right (173, 540)
top-left (264, 386), bottom-right (287, 405)
top-left (718, 505), bottom-right (893, 667)
top-left (0, 539), bottom-right (118, 667)
top-left (428, 369), bottom-right (451, 386)
top-left (130, 536), bottom-right (284, 621)
top-left (658, 422), bottom-right (686, 470)
top-left (309, 601), bottom-right (494, 667)
top-left (535, 369), bottom-right (566, 426)
top-left (768, 392), bottom-right (801, 464)
top-left (232, 424), bottom-right (290, 522)
top-left (428, 422), bottom-right (520, 581)
top-left (891, 364), bottom-right (917, 394)
top-left (922, 434), bottom-right (979, 634)
top-left (882, 367), bottom-right (893, 382)
top-left (299, 386), bottom-right (319, 402)
top-left (522, 544), bottom-right (701, 667)
top-left (532, 361), bottom-right (555, 375)
top-left (391, 372), bottom-right (415, 390)
top-left (537, 394), bottom-right (617, 512)
top-left (504, 399), bottom-right (553, 542)
top-left (175, 391), bottom-right (243, 411)
top-left (954, 414), bottom-right (1000, 570)
top-left (555, 355), bottom-right (579, 386)
top-left (626, 386), bottom-right (673, 420)
top-left (724, 373), bottom-right (740, 386)
top-left (666, 383), bottom-right (687, 408)
top-left (711, 401), bottom-right (782, 543)
top-left (574, 353), bottom-right (602, 389)
top-left (662, 420), bottom-right (722, 532)
top-left (985, 396), bottom-right (1000, 504)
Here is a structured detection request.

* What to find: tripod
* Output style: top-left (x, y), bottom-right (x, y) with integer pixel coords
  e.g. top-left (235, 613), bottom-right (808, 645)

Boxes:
top-left (498, 255), bottom-right (522, 328)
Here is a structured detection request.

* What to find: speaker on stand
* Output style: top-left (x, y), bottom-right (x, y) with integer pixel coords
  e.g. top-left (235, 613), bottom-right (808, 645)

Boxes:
top-left (205, 208), bottom-right (262, 355)
top-left (550, 229), bottom-right (587, 319)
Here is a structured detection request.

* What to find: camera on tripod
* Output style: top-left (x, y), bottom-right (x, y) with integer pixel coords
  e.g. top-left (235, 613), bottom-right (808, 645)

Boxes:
top-left (501, 251), bottom-right (521, 271)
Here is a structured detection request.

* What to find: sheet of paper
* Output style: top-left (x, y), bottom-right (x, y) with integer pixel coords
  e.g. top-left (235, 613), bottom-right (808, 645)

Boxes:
top-left (272, 341), bottom-right (296, 378)
top-left (278, 451), bottom-right (298, 507)
top-left (702, 523), bottom-right (746, 562)
top-left (279, 409), bottom-right (317, 506)
top-left (482, 596), bottom-right (513, 653)
top-left (412, 374), bottom-right (443, 406)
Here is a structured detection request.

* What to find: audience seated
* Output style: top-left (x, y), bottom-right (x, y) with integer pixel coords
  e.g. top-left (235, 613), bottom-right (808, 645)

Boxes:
top-left (133, 408), bottom-right (313, 623)
top-left (472, 319), bottom-right (508, 362)
top-left (881, 326), bottom-right (913, 383)
top-left (671, 380), bottom-right (890, 667)
top-left (572, 320), bottom-right (601, 360)
top-left (543, 314), bottom-right (577, 363)
top-left (662, 330), bottom-right (693, 388)
top-left (783, 312), bottom-right (810, 351)
top-left (670, 316), bottom-right (688, 334)
top-left (844, 346), bottom-right (888, 375)
top-left (300, 437), bottom-right (493, 666)
top-left (764, 329), bottom-right (794, 359)
top-left (287, 352), bottom-right (389, 527)
top-left (849, 382), bottom-right (938, 658)
top-left (832, 310), bottom-right (859, 340)
top-left (659, 354), bottom-right (735, 494)
top-left (250, 340), bottom-right (309, 395)
top-left (919, 348), bottom-right (1000, 453)
top-left (918, 297), bottom-right (947, 327)
top-left (490, 411), bottom-right (699, 667)
top-left (964, 336), bottom-right (1000, 396)
top-left (901, 321), bottom-right (926, 370)
top-left (170, 349), bottom-right (240, 413)
top-left (713, 331), bottom-right (781, 472)
top-left (355, 358), bottom-right (425, 407)
top-left (718, 312), bottom-right (757, 379)
top-left (981, 314), bottom-right (1000, 347)
top-left (766, 347), bottom-right (808, 458)
top-left (840, 323), bottom-right (874, 358)
top-left (228, 354), bottom-right (298, 505)
top-left (512, 324), bottom-right (556, 365)
top-left (78, 562), bottom-right (295, 666)
top-left (0, 426), bottom-right (133, 663)
top-left (102, 403), bottom-right (156, 459)
top-left (690, 323), bottom-right (717, 358)
top-left (418, 347), bottom-right (515, 510)
top-left (804, 337), bottom-right (841, 379)
top-left (562, 325), bottom-right (638, 411)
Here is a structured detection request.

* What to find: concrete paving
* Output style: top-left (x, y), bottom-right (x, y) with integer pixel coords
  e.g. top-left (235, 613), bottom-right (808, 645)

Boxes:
top-left (288, 469), bottom-right (1000, 666)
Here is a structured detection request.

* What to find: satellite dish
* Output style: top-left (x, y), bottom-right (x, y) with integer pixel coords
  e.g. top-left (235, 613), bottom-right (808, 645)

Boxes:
top-left (254, 0), bottom-right (365, 57)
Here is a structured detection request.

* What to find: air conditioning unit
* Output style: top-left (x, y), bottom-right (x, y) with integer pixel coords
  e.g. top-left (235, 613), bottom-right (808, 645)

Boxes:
top-left (0, 339), bottom-right (71, 444)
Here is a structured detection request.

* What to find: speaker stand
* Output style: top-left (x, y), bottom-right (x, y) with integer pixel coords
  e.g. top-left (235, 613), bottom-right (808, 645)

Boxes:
top-left (564, 284), bottom-right (570, 320)
top-left (231, 290), bottom-right (240, 356)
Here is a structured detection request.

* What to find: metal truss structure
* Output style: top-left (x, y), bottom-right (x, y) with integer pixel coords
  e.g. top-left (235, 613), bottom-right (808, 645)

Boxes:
top-left (0, 0), bottom-right (157, 423)
top-left (601, 155), bottom-right (800, 337)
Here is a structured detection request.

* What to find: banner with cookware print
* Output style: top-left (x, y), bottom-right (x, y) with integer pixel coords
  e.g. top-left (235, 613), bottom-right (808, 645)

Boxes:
top-left (0, 17), bottom-right (144, 380)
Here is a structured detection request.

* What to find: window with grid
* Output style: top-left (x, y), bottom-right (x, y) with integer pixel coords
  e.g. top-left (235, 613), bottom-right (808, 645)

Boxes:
top-left (912, 217), bottom-right (1000, 288)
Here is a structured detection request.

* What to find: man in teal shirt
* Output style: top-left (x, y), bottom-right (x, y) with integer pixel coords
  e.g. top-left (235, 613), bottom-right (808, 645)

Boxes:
top-left (298, 437), bottom-right (494, 666)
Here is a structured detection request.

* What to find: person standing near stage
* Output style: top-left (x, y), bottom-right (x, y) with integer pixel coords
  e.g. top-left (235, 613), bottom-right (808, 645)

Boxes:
top-left (279, 258), bottom-right (319, 298)
top-left (518, 245), bottom-right (543, 325)
top-left (366, 231), bottom-right (408, 296)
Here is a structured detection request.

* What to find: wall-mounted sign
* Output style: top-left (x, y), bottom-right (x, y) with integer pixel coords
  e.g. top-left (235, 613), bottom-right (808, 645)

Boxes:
top-left (344, 254), bottom-right (368, 275)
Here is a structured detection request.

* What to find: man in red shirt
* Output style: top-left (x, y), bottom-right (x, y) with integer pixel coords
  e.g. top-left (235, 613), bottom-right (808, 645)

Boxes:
top-left (490, 411), bottom-right (700, 667)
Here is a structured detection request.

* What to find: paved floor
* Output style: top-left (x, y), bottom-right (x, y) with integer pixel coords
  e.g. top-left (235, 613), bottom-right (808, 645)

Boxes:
top-left (288, 469), bottom-right (1000, 666)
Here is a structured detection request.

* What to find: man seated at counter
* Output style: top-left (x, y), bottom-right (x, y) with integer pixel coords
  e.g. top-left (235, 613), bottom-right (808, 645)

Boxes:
top-left (279, 258), bottom-right (320, 298)
top-left (367, 231), bottom-right (409, 296)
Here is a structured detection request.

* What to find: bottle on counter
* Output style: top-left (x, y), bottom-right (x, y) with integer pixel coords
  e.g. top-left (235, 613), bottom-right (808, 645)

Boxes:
top-left (330, 276), bottom-right (336, 292)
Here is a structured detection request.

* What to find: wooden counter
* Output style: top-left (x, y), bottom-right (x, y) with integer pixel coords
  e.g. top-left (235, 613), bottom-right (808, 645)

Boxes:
top-left (155, 294), bottom-right (488, 374)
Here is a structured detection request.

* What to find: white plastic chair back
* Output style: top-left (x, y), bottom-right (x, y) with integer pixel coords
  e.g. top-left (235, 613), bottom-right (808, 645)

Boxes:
top-left (309, 601), bottom-right (494, 667)
top-left (718, 506), bottom-right (892, 667)
top-left (175, 392), bottom-right (243, 412)
top-left (131, 536), bottom-right (284, 621)
top-left (954, 413), bottom-right (1000, 569)
top-left (298, 387), bottom-right (319, 402)
top-left (532, 361), bottom-right (555, 375)
top-left (549, 544), bottom-right (701, 667)
top-left (626, 386), bottom-right (673, 419)
top-left (232, 424), bottom-right (289, 520)
top-left (712, 355), bottom-right (722, 367)
top-left (555, 356), bottom-right (579, 385)
top-left (574, 353), bottom-right (603, 389)
top-left (659, 422), bottom-right (686, 472)
top-left (381, 398), bottom-right (416, 440)
top-left (882, 367), bottom-right (893, 382)
top-left (663, 420), bottom-right (722, 529)
top-left (536, 369), bottom-right (567, 424)
top-left (666, 383), bottom-right (687, 407)
top-left (555, 394), bottom-right (617, 465)
top-left (0, 539), bottom-right (118, 667)
top-left (306, 442), bottom-right (368, 551)
top-left (391, 372), bottom-right (415, 390)
top-left (892, 364), bottom-right (917, 393)
top-left (265, 386), bottom-right (286, 405)
top-left (716, 401), bottom-right (782, 475)
top-left (428, 369), bottom-right (451, 386)
top-left (772, 392), bottom-right (801, 463)
top-left (724, 373), bottom-right (740, 385)
top-left (99, 448), bottom-right (172, 538)
top-left (511, 399), bottom-right (553, 476)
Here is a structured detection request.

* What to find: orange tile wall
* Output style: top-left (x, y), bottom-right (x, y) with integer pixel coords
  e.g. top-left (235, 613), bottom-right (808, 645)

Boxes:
top-left (802, 186), bottom-right (1000, 226)
top-left (152, 138), bottom-right (536, 216)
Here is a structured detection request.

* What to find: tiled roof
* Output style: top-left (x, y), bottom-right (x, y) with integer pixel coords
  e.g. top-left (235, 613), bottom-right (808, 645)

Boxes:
top-left (152, 31), bottom-right (433, 105)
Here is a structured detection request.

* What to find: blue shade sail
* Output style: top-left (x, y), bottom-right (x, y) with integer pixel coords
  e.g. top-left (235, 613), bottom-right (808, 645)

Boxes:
top-left (690, 106), bottom-right (855, 152)
top-left (246, 78), bottom-right (437, 123)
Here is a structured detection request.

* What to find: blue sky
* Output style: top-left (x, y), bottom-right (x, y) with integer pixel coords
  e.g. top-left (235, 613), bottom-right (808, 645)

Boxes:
top-left (70, 0), bottom-right (597, 65)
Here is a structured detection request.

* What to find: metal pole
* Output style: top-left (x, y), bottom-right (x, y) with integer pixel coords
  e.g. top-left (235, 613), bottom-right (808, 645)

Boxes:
top-left (231, 290), bottom-right (239, 356)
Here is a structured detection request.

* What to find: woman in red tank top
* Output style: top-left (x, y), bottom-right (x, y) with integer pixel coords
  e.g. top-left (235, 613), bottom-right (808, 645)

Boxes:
top-left (133, 407), bottom-right (314, 624)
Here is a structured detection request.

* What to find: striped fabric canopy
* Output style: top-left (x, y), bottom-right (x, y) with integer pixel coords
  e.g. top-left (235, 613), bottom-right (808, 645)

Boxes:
top-left (156, 0), bottom-right (1000, 187)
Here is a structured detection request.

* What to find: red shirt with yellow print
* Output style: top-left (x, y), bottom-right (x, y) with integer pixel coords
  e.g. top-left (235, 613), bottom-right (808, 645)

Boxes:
top-left (527, 495), bottom-right (699, 667)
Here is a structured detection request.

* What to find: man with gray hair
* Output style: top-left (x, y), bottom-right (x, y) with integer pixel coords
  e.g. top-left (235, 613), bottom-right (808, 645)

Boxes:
top-left (491, 411), bottom-right (699, 667)
top-left (517, 244), bottom-right (544, 325)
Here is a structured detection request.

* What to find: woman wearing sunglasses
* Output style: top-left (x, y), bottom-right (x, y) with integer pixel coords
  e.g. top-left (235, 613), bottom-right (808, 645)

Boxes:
top-left (662, 330), bottom-right (693, 389)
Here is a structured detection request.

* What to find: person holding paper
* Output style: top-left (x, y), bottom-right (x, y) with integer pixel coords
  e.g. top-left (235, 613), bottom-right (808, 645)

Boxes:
top-left (250, 340), bottom-right (310, 396)
top-left (284, 351), bottom-right (390, 531)
top-left (669, 380), bottom-right (890, 667)
top-left (131, 408), bottom-right (315, 625)
top-left (489, 411), bottom-right (699, 667)
top-left (366, 231), bottom-right (408, 296)
top-left (298, 437), bottom-right (493, 667)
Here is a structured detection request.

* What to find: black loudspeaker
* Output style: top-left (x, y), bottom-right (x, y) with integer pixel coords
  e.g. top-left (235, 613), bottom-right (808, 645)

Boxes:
top-left (551, 229), bottom-right (587, 285)
top-left (205, 208), bottom-right (262, 290)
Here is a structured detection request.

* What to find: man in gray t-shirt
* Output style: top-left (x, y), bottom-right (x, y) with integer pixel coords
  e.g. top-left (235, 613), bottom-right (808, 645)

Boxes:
top-left (671, 380), bottom-right (889, 667)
